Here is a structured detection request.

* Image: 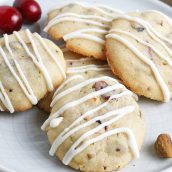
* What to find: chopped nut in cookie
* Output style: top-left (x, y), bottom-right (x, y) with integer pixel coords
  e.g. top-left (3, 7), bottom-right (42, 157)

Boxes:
top-left (93, 81), bottom-right (108, 91)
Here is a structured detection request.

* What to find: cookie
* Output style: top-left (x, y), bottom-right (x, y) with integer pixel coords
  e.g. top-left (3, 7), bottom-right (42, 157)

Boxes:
top-left (41, 67), bottom-right (145, 171)
top-left (0, 29), bottom-right (66, 113)
top-left (44, 2), bottom-right (123, 60)
top-left (38, 48), bottom-right (112, 113)
top-left (106, 10), bottom-right (172, 102)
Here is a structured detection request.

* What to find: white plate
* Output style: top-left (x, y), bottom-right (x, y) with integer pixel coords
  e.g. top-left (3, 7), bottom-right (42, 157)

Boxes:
top-left (1, 0), bottom-right (172, 172)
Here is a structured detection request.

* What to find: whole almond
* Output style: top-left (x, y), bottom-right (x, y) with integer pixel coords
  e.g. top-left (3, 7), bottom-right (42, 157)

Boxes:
top-left (154, 134), bottom-right (172, 158)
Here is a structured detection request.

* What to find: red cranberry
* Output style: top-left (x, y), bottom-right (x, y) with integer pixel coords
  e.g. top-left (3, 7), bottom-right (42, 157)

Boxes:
top-left (14, 0), bottom-right (42, 24)
top-left (0, 6), bottom-right (22, 34)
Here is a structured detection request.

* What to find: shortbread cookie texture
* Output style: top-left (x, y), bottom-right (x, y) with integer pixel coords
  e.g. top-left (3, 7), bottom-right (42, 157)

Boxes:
top-left (44, 2), bottom-right (123, 60)
top-left (106, 10), bottom-right (172, 102)
top-left (38, 49), bottom-right (111, 113)
top-left (41, 69), bottom-right (145, 171)
top-left (0, 29), bottom-right (66, 113)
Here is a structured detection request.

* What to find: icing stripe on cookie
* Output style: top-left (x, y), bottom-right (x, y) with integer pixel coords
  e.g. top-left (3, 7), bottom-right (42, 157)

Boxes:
top-left (53, 75), bottom-right (84, 99)
top-left (63, 127), bottom-right (138, 165)
top-left (140, 15), bottom-right (172, 49)
top-left (14, 30), bottom-right (54, 91)
top-left (49, 105), bottom-right (139, 164)
top-left (143, 10), bottom-right (172, 27)
top-left (34, 33), bottom-right (66, 78)
top-left (45, 2), bottom-right (122, 48)
top-left (41, 83), bottom-right (125, 130)
top-left (49, 91), bottom-right (132, 155)
top-left (113, 15), bottom-right (172, 59)
top-left (52, 90), bottom-right (131, 134)
top-left (42, 70), bottom-right (139, 164)
top-left (26, 29), bottom-right (54, 91)
top-left (51, 76), bottom-right (120, 107)
top-left (106, 33), bottom-right (171, 102)
top-left (50, 13), bottom-right (112, 23)
top-left (142, 10), bottom-right (172, 46)
top-left (66, 57), bottom-right (94, 62)
top-left (0, 81), bottom-right (14, 113)
top-left (44, 17), bottom-right (110, 32)
top-left (51, 2), bottom-right (121, 18)
top-left (110, 29), bottom-right (172, 67)
top-left (67, 64), bottom-right (111, 73)
top-left (63, 28), bottom-right (107, 44)
top-left (3, 35), bottom-right (38, 105)
top-left (0, 30), bottom-right (65, 112)
top-left (50, 117), bottom-right (63, 128)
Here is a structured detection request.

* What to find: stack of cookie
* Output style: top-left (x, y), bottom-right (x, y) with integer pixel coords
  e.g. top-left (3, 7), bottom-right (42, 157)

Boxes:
top-left (1, 1), bottom-right (172, 172)
top-left (40, 47), bottom-right (145, 171)
top-left (39, 1), bottom-right (172, 172)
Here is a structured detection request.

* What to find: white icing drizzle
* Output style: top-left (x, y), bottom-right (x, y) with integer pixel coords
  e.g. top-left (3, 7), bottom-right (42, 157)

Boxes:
top-left (14, 30), bottom-right (54, 92)
top-left (34, 33), bottom-right (66, 78)
top-left (44, 17), bottom-right (110, 32)
top-left (49, 91), bottom-right (132, 154)
top-left (53, 75), bottom-right (84, 100)
top-left (51, 2), bottom-right (120, 18)
top-left (42, 70), bottom-right (139, 163)
top-left (0, 29), bottom-right (65, 112)
top-left (66, 57), bottom-right (94, 62)
top-left (50, 117), bottom-right (63, 128)
top-left (143, 10), bottom-right (172, 27)
top-left (68, 64), bottom-right (109, 69)
top-left (44, 2), bottom-right (122, 45)
top-left (26, 29), bottom-right (54, 91)
top-left (113, 15), bottom-right (172, 59)
top-left (141, 17), bottom-right (172, 48)
top-left (49, 105), bottom-right (139, 165)
top-left (67, 64), bottom-right (111, 74)
top-left (0, 81), bottom-right (14, 113)
top-left (63, 28), bottom-right (107, 44)
top-left (106, 33), bottom-right (170, 102)
top-left (109, 29), bottom-right (172, 67)
top-left (50, 12), bottom-right (112, 23)
top-left (55, 91), bottom-right (132, 136)
top-left (63, 127), bottom-right (138, 165)
top-left (41, 30), bottom-right (139, 164)
top-left (108, 14), bottom-right (172, 101)
top-left (51, 76), bottom-right (120, 107)
top-left (41, 83), bottom-right (125, 130)
top-left (4, 34), bottom-right (38, 105)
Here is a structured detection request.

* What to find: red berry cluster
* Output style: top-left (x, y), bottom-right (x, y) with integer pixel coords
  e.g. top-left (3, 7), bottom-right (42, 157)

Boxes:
top-left (0, 0), bottom-right (42, 34)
